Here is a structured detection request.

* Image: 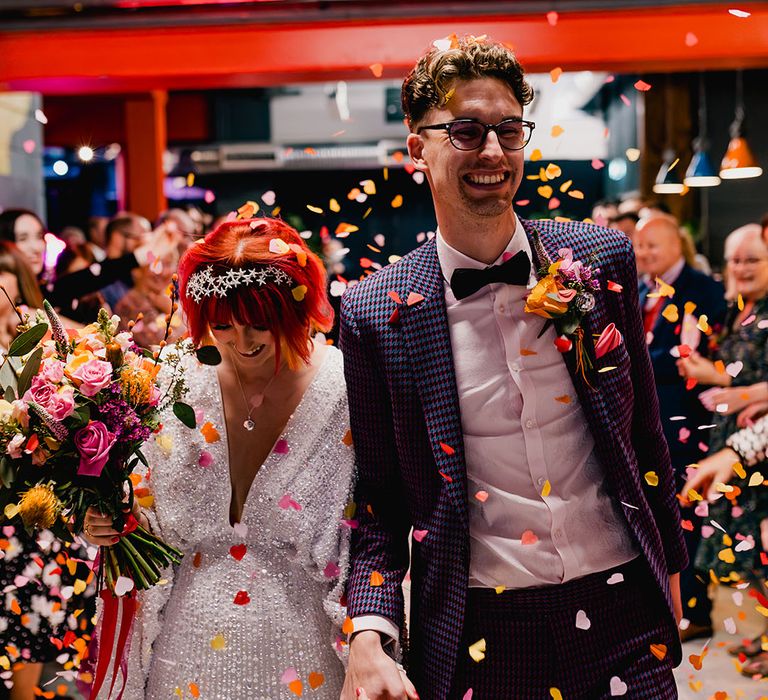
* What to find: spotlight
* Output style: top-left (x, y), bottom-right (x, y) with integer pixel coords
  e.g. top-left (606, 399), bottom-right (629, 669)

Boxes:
top-left (78, 146), bottom-right (94, 162)
top-left (52, 160), bottom-right (69, 176)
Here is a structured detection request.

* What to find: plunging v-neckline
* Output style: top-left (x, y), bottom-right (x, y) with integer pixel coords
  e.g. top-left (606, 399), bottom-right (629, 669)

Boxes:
top-left (215, 349), bottom-right (330, 526)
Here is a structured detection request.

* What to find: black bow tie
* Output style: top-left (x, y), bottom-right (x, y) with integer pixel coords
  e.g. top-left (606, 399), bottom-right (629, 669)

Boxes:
top-left (450, 249), bottom-right (531, 300)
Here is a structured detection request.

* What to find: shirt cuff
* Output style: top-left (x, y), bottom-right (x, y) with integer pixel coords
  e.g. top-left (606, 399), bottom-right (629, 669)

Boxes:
top-left (350, 615), bottom-right (400, 658)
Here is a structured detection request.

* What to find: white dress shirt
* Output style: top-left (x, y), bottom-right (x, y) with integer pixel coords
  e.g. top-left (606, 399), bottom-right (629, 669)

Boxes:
top-left (352, 217), bottom-right (638, 643)
top-left (439, 217), bottom-right (637, 589)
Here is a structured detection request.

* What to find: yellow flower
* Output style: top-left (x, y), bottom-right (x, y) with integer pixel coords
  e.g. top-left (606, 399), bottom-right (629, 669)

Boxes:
top-left (18, 483), bottom-right (62, 529)
top-left (524, 275), bottom-right (569, 319)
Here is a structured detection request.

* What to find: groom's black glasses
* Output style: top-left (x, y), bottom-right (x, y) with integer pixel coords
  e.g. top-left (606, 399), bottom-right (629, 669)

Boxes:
top-left (416, 118), bottom-right (535, 151)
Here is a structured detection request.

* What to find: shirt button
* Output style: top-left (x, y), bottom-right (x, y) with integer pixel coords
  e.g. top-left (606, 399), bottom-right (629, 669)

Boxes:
top-left (537, 477), bottom-right (545, 486)
top-left (498, 304), bottom-right (505, 313)
top-left (525, 419), bottom-right (536, 429)
top-left (511, 362), bottom-right (520, 372)
top-left (554, 529), bottom-right (564, 539)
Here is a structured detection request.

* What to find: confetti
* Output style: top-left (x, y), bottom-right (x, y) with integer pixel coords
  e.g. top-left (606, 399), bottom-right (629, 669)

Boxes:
top-left (591, 159), bottom-right (605, 170)
top-left (229, 544), bottom-right (247, 561)
top-left (634, 80), bottom-right (652, 92)
top-left (520, 348), bottom-right (537, 356)
top-left (475, 490), bottom-right (489, 502)
top-left (391, 195), bottom-right (404, 208)
top-left (407, 292), bottom-right (424, 306)
top-left (468, 638), bottom-right (486, 662)
top-left (190, 683), bottom-right (201, 698)
top-left (729, 9), bottom-right (751, 18)
top-left (749, 472), bottom-right (764, 487)
top-left (335, 223), bottom-right (359, 236)
top-left (661, 304), bottom-right (679, 323)
top-left (529, 148), bottom-right (543, 161)
top-left (370, 571), bottom-right (384, 587)
top-left (555, 395), bottom-right (571, 404)
top-left (278, 494), bottom-right (302, 511)
top-left (292, 285), bottom-right (307, 302)
top-left (541, 479), bottom-right (551, 497)
top-left (607, 572), bottom-right (624, 585)
top-left (413, 529), bottom-right (428, 542)
top-left (644, 471), bottom-right (659, 486)
top-left (606, 281), bottom-right (623, 293)
top-left (233, 590), bottom-right (251, 605)
top-left (575, 609), bottom-right (591, 630)
top-left (609, 676), bottom-right (627, 696)
top-left (288, 679), bottom-right (303, 696)
top-left (620, 94), bottom-right (631, 107)
top-left (718, 548), bottom-right (735, 564)
top-left (440, 442), bottom-right (455, 455)
top-left (521, 529), bottom-right (538, 545)
top-left (650, 643), bottom-right (667, 660)
top-left (685, 32), bottom-right (698, 46)
top-left (538, 185), bottom-right (553, 199)
top-left (342, 616), bottom-right (354, 635)
top-left (369, 63), bottom-right (384, 77)
top-left (114, 576), bottom-right (134, 597)
top-left (546, 10), bottom-right (558, 26)
top-left (550, 690), bottom-right (563, 700)
top-left (550, 67), bottom-right (563, 83)
top-left (551, 125), bottom-right (564, 138)
top-left (204, 633), bottom-right (223, 651)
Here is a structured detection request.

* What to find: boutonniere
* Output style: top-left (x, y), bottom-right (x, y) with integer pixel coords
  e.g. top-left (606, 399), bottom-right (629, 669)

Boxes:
top-left (524, 228), bottom-right (601, 386)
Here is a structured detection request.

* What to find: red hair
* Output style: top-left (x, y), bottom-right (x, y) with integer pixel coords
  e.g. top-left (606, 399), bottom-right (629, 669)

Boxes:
top-left (178, 218), bottom-right (333, 369)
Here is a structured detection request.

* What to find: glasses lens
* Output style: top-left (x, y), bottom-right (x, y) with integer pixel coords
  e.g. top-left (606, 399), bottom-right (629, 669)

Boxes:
top-left (497, 121), bottom-right (529, 149)
top-left (448, 122), bottom-right (485, 150)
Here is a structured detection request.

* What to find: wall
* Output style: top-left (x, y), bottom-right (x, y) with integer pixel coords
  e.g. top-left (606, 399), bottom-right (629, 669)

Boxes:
top-left (0, 92), bottom-right (44, 214)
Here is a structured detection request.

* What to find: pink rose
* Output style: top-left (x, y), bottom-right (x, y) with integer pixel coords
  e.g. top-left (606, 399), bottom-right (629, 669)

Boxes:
top-left (75, 421), bottom-right (117, 477)
top-left (23, 379), bottom-right (76, 422)
top-left (24, 377), bottom-right (56, 408)
top-left (72, 359), bottom-right (113, 397)
top-left (40, 358), bottom-right (65, 385)
top-left (149, 384), bottom-right (161, 407)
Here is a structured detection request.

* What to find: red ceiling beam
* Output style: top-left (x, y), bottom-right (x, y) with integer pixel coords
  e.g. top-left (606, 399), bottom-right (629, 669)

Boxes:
top-left (1, 6), bottom-right (768, 95)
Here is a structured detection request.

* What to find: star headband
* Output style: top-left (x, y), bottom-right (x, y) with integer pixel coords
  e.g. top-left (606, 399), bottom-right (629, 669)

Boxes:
top-left (185, 264), bottom-right (293, 302)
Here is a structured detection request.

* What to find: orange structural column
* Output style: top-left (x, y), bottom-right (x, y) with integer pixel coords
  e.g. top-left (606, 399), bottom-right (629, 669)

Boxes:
top-left (123, 91), bottom-right (167, 220)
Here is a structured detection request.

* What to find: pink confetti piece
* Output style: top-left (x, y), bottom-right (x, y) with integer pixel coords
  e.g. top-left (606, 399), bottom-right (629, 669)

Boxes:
top-left (261, 190), bottom-right (276, 206)
top-left (591, 159), bottom-right (605, 170)
top-left (413, 529), bottom-right (428, 542)
top-left (546, 10), bottom-right (558, 25)
top-left (198, 450), bottom-right (214, 467)
top-left (323, 561), bottom-right (341, 578)
top-left (634, 80), bottom-right (652, 92)
top-left (281, 667), bottom-right (299, 684)
top-left (685, 32), bottom-right (699, 46)
top-left (515, 199), bottom-right (530, 206)
top-left (273, 439), bottom-right (290, 454)
top-left (204, 190), bottom-right (216, 204)
top-left (278, 494), bottom-right (302, 511)
top-left (548, 197), bottom-right (561, 210)
top-left (23, 139), bottom-right (36, 154)
top-left (620, 94), bottom-right (631, 107)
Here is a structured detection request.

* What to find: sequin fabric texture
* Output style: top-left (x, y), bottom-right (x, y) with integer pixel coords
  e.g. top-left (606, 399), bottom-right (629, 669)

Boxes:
top-left (122, 345), bottom-right (353, 699)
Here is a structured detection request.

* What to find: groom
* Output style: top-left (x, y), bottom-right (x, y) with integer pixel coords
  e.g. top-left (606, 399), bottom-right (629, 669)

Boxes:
top-left (340, 37), bottom-right (685, 700)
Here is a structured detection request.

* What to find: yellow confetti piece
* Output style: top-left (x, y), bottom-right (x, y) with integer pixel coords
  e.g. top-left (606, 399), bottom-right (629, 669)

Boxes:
top-left (568, 190), bottom-right (585, 199)
top-left (329, 198), bottom-right (340, 213)
top-left (383, 167), bottom-right (389, 181)
top-left (545, 163), bottom-right (562, 179)
top-left (715, 482), bottom-right (733, 493)
top-left (756, 606), bottom-right (768, 617)
top-left (549, 689), bottom-right (563, 700)
top-left (174, 687), bottom-right (183, 698)
top-left (0, 656), bottom-right (9, 671)
top-left (644, 471), bottom-right (659, 486)
top-left (723, 534), bottom-right (732, 546)
top-left (442, 87), bottom-right (456, 105)
top-left (661, 304), bottom-right (679, 323)
top-left (292, 285), bottom-right (308, 302)
top-left (468, 638), bottom-right (486, 662)
top-left (599, 366), bottom-right (617, 373)
top-left (530, 148), bottom-right (543, 162)
top-left (697, 314), bottom-right (710, 333)
top-left (335, 223), bottom-right (359, 236)
top-left (137, 494), bottom-right (154, 508)
top-left (541, 479), bottom-right (551, 497)
top-left (684, 301), bottom-right (697, 315)
top-left (733, 462), bottom-right (746, 478)
top-left (559, 179), bottom-right (572, 193)
top-left (551, 125), bottom-right (564, 138)
top-left (210, 633), bottom-right (226, 650)
top-left (688, 680), bottom-right (702, 692)
top-left (539, 166), bottom-right (549, 182)
top-left (73, 579), bottom-right (87, 595)
top-left (362, 207), bottom-right (372, 219)
top-left (391, 195), bottom-right (403, 208)
top-left (4, 503), bottom-right (19, 519)
top-left (67, 559), bottom-right (78, 576)
top-left (495, 585), bottom-right (506, 594)
top-left (537, 185), bottom-right (553, 199)
top-left (687, 597), bottom-right (697, 608)
top-left (687, 489), bottom-right (703, 502)
top-left (718, 548), bottom-right (735, 564)
top-left (550, 67), bottom-right (563, 83)
top-left (648, 278), bottom-right (675, 299)
top-left (362, 180), bottom-right (377, 195)
top-left (737, 293), bottom-right (744, 311)
top-left (272, 206), bottom-right (281, 216)
top-left (306, 205), bottom-right (324, 214)
top-left (749, 472), bottom-right (764, 487)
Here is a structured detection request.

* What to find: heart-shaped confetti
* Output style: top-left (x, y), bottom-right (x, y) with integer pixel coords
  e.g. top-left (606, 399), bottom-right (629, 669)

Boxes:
top-left (274, 439), bottom-right (290, 454)
top-left (521, 529), bottom-right (538, 545)
top-left (308, 672), bottom-right (325, 690)
top-left (261, 190), bottom-right (276, 206)
top-left (323, 561), bottom-right (341, 578)
top-left (269, 238), bottom-right (290, 255)
top-left (575, 609), bottom-right (591, 630)
top-left (650, 643), bottom-right (667, 660)
top-left (644, 471), bottom-right (659, 486)
top-left (474, 490), bottom-right (489, 502)
top-left (468, 638), bottom-right (486, 662)
top-left (229, 544), bottom-right (247, 561)
top-left (609, 676), bottom-right (627, 696)
top-left (549, 690), bottom-right (562, 700)
top-left (537, 185), bottom-right (554, 199)
top-left (233, 590), bottom-right (251, 605)
top-left (413, 529), bottom-right (428, 543)
top-left (607, 572), bottom-right (624, 585)
top-left (726, 361), bottom-right (744, 378)
top-left (287, 679), bottom-right (303, 696)
top-left (114, 576), bottom-right (134, 597)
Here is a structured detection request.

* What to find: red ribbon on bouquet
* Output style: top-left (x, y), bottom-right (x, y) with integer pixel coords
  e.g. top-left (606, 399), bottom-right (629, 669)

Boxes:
top-left (82, 588), bottom-right (138, 700)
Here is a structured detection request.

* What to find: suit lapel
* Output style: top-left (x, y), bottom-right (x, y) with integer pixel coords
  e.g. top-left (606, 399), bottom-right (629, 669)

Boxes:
top-left (399, 240), bottom-right (469, 529)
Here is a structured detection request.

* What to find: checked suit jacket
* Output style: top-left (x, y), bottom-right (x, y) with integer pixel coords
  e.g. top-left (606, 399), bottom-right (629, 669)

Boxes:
top-left (339, 218), bottom-right (688, 699)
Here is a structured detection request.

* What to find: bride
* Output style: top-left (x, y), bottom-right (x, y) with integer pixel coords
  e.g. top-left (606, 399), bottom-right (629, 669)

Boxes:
top-left (83, 217), bottom-right (354, 697)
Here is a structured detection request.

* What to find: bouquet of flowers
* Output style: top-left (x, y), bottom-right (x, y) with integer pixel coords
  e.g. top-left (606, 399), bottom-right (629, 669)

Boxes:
top-left (0, 295), bottom-right (195, 595)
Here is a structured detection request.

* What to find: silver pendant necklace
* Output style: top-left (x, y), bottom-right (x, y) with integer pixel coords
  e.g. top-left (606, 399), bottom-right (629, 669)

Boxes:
top-left (230, 351), bottom-right (278, 431)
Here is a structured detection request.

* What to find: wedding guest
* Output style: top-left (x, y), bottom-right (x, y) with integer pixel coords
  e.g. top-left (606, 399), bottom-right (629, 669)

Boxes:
top-left (82, 217), bottom-right (353, 698)
top-left (341, 36), bottom-right (684, 700)
top-left (100, 213), bottom-right (152, 309)
top-left (608, 211), bottom-right (639, 242)
top-left (86, 215), bottom-right (108, 262)
top-left (678, 223), bottom-right (768, 671)
top-left (591, 199), bottom-right (619, 227)
top-left (635, 213), bottom-right (726, 641)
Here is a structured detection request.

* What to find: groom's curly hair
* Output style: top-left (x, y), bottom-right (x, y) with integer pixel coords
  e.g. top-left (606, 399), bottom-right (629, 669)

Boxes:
top-left (401, 35), bottom-right (534, 130)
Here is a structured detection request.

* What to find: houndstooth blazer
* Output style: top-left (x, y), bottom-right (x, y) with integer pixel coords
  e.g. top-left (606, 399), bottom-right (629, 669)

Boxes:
top-left (340, 218), bottom-right (687, 699)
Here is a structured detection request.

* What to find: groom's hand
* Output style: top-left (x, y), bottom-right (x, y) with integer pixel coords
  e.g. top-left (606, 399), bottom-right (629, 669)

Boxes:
top-left (341, 630), bottom-right (419, 700)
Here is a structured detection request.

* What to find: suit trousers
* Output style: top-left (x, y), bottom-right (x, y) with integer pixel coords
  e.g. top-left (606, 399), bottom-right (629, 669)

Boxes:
top-left (449, 557), bottom-right (678, 699)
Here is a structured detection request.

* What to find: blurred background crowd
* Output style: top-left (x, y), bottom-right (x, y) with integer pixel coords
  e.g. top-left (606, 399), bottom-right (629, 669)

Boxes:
top-left (1, 1), bottom-right (768, 698)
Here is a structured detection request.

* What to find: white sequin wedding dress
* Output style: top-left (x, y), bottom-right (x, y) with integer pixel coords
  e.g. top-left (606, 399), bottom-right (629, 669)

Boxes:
top-left (122, 345), bottom-right (353, 699)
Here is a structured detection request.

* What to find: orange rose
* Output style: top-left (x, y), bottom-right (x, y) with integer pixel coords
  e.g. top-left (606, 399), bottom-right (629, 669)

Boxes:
top-left (524, 275), bottom-right (569, 319)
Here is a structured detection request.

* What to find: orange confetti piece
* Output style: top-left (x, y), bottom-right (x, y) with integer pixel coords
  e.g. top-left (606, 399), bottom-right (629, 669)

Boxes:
top-left (550, 67), bottom-right (563, 83)
top-left (193, 552), bottom-right (202, 568)
top-left (714, 360), bottom-right (726, 374)
top-left (520, 348), bottom-right (537, 356)
top-left (308, 672), bottom-right (325, 690)
top-left (288, 679), bottom-right (303, 696)
top-left (342, 616), bottom-right (354, 635)
top-left (567, 190), bottom-right (584, 199)
top-left (335, 222), bottom-right (359, 236)
top-left (607, 281), bottom-right (623, 293)
top-left (440, 442), bottom-right (455, 455)
top-left (342, 429), bottom-right (353, 447)
top-left (407, 292), bottom-right (424, 306)
top-left (391, 195), bottom-right (403, 208)
top-left (661, 304), bottom-right (679, 323)
top-left (10, 598), bottom-right (21, 615)
top-left (369, 63), bottom-right (384, 78)
top-left (634, 79), bottom-right (652, 91)
top-left (521, 529), bottom-right (538, 545)
top-left (529, 148), bottom-right (543, 162)
top-left (545, 163), bottom-right (562, 179)
top-left (200, 422), bottom-right (220, 443)
top-left (551, 125), bottom-right (564, 138)
top-left (537, 185), bottom-right (553, 199)
top-left (650, 643), bottom-right (667, 660)
top-left (555, 395), bottom-right (571, 404)
top-left (475, 490), bottom-right (489, 502)
top-left (559, 179), bottom-right (572, 193)
top-left (189, 683), bottom-right (201, 698)
top-left (370, 571), bottom-right (384, 587)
